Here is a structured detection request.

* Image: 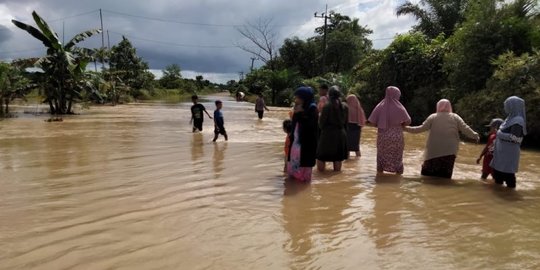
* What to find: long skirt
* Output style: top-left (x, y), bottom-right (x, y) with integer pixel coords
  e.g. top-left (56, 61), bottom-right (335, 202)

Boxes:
top-left (347, 123), bottom-right (362, 152)
top-left (376, 126), bottom-right (405, 174)
top-left (288, 123), bottom-right (312, 182)
top-left (421, 155), bottom-right (456, 179)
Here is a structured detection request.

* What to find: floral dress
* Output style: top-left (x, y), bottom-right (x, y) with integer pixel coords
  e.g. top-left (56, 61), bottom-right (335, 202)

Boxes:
top-left (288, 123), bottom-right (312, 182)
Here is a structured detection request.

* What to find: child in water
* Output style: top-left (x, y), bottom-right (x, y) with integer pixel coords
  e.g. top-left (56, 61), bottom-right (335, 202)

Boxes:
top-left (477, 118), bottom-right (503, 180)
top-left (282, 119), bottom-right (292, 172)
top-left (190, 95), bottom-right (212, 133)
top-left (212, 100), bottom-right (228, 142)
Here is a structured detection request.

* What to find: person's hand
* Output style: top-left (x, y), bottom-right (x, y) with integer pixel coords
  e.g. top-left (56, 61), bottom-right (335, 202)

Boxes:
top-left (476, 157), bottom-right (481, 164)
top-left (209, 116), bottom-right (213, 119)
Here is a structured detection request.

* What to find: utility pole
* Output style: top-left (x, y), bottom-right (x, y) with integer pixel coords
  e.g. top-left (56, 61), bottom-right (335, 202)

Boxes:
top-left (250, 57), bottom-right (256, 71)
top-left (238, 71), bottom-right (244, 81)
top-left (314, 4), bottom-right (332, 75)
top-left (62, 21), bottom-right (65, 45)
top-left (99, 8), bottom-right (105, 70)
top-left (107, 30), bottom-right (111, 50)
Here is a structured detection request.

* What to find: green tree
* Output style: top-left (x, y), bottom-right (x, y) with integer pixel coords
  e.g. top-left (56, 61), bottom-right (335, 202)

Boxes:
top-left (279, 37), bottom-right (319, 78)
top-left (353, 33), bottom-right (447, 123)
top-left (456, 50), bottom-right (540, 144)
top-left (159, 64), bottom-right (182, 89)
top-left (12, 11), bottom-right (101, 115)
top-left (109, 36), bottom-right (154, 97)
top-left (0, 62), bottom-right (35, 116)
top-left (396, 0), bottom-right (469, 38)
top-left (315, 12), bottom-right (373, 74)
top-left (195, 75), bottom-right (204, 91)
top-left (445, 0), bottom-right (538, 99)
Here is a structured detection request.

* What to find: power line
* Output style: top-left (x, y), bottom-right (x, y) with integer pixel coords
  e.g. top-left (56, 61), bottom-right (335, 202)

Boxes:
top-left (102, 9), bottom-right (303, 28)
top-left (108, 30), bottom-right (237, 49)
top-left (49, 9), bottom-right (99, 23)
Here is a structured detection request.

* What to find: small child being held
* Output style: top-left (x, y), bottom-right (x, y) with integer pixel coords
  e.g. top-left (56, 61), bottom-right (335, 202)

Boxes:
top-left (477, 118), bottom-right (503, 180)
top-left (282, 119), bottom-right (292, 172)
top-left (212, 100), bottom-right (228, 142)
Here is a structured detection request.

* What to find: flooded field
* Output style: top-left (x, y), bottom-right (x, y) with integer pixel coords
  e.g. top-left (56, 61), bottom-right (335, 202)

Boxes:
top-left (1, 96), bottom-right (539, 269)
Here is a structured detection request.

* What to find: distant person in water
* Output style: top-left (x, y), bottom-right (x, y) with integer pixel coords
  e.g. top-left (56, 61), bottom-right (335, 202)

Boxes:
top-left (317, 84), bottom-right (329, 114)
top-left (212, 100), bottom-right (228, 142)
top-left (477, 118), bottom-right (504, 180)
top-left (367, 86), bottom-right (411, 175)
top-left (316, 86), bottom-right (348, 172)
top-left (190, 95), bottom-right (212, 133)
top-left (282, 119), bottom-right (292, 172)
top-left (490, 96), bottom-right (527, 188)
top-left (346, 93), bottom-right (366, 157)
top-left (255, 93), bottom-right (270, 119)
top-left (287, 87), bottom-right (318, 182)
top-left (404, 99), bottom-right (479, 179)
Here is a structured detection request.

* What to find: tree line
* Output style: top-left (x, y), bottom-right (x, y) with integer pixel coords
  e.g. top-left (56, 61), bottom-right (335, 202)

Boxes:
top-left (0, 11), bottom-right (221, 117)
top-left (234, 0), bottom-right (540, 145)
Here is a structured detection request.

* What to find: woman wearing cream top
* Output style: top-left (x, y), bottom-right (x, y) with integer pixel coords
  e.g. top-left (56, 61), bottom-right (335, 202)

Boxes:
top-left (404, 99), bottom-right (479, 178)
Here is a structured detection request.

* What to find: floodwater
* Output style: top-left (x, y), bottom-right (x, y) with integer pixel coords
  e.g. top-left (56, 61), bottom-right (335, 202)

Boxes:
top-left (1, 95), bottom-right (539, 270)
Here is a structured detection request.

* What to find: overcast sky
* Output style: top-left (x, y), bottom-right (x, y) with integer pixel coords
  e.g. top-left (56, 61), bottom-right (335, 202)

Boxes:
top-left (0, 0), bottom-right (418, 83)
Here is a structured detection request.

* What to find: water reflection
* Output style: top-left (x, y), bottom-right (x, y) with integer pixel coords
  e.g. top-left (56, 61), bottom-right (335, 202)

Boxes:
top-left (212, 142), bottom-right (227, 178)
top-left (282, 176), bottom-right (359, 269)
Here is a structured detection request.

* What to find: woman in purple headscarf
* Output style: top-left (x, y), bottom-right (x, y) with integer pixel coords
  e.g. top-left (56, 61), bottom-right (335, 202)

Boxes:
top-left (367, 86), bottom-right (411, 174)
top-left (287, 86), bottom-right (319, 182)
top-left (404, 99), bottom-right (479, 178)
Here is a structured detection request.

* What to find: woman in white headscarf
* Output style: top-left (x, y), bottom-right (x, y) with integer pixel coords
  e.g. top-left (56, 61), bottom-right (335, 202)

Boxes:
top-left (404, 99), bottom-right (479, 178)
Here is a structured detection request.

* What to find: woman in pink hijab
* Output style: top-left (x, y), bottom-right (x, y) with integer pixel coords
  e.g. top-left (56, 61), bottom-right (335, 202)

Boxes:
top-left (346, 94), bottom-right (366, 157)
top-left (368, 86), bottom-right (411, 174)
top-left (404, 99), bottom-right (479, 178)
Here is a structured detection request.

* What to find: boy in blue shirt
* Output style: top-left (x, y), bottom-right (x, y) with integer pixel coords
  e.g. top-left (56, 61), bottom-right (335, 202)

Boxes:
top-left (212, 100), bottom-right (228, 142)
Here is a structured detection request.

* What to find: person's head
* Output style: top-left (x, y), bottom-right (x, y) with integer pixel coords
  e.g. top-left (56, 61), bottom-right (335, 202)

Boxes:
top-left (258, 93), bottom-right (263, 98)
top-left (328, 86), bottom-right (342, 107)
top-left (384, 86), bottom-right (401, 100)
top-left (486, 118), bottom-right (504, 132)
top-left (294, 86), bottom-right (315, 109)
top-left (319, 84), bottom-right (329, 97)
top-left (436, 99), bottom-right (453, 113)
top-left (191, 95), bottom-right (198, 104)
top-left (282, 119), bottom-right (292, 134)
top-left (504, 96), bottom-right (525, 117)
top-left (215, 100), bottom-right (223, 109)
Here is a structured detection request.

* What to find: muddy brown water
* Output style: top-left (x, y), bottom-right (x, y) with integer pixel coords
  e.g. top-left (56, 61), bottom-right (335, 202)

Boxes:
top-left (1, 96), bottom-right (539, 270)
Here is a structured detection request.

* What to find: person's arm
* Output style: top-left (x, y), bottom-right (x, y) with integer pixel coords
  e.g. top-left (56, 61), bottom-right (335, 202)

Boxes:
top-left (477, 145), bottom-right (488, 164)
top-left (455, 114), bottom-right (480, 142)
top-left (404, 115), bottom-right (433, 133)
top-left (497, 124), bottom-right (524, 144)
top-left (319, 106), bottom-right (328, 129)
top-left (204, 109), bottom-right (213, 119)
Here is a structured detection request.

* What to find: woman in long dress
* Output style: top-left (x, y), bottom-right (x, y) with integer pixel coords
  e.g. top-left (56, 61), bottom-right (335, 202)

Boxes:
top-left (404, 99), bottom-right (479, 178)
top-left (316, 86), bottom-right (348, 172)
top-left (346, 94), bottom-right (366, 157)
top-left (367, 86), bottom-right (411, 174)
top-left (287, 87), bottom-right (319, 182)
top-left (490, 96), bottom-right (527, 188)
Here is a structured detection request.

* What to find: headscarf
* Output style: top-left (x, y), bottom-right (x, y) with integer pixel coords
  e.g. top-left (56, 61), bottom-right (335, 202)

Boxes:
top-left (368, 86), bottom-right (411, 129)
top-left (436, 99), bottom-right (453, 113)
top-left (500, 96), bottom-right (527, 135)
top-left (328, 85), bottom-right (343, 109)
top-left (346, 94), bottom-right (366, 125)
top-left (294, 86), bottom-right (315, 111)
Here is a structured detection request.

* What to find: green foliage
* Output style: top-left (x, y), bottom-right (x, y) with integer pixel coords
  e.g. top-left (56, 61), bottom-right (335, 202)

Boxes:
top-left (353, 32), bottom-right (447, 122)
top-left (159, 64), bottom-right (182, 89)
top-left (456, 50), bottom-right (540, 143)
top-left (445, 0), bottom-right (538, 98)
top-left (243, 68), bottom-right (301, 106)
top-left (109, 36), bottom-right (155, 97)
top-left (279, 37), bottom-right (320, 78)
top-left (0, 62), bottom-right (35, 116)
top-left (397, 0), bottom-right (468, 38)
top-left (12, 10), bottom-right (101, 115)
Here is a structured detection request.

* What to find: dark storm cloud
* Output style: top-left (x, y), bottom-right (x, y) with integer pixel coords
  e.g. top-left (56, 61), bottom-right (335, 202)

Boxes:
top-left (0, 0), bottom-right (416, 82)
top-left (0, 25), bottom-right (13, 43)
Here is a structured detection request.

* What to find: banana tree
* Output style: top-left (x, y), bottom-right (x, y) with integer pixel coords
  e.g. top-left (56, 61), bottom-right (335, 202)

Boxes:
top-left (12, 11), bottom-right (101, 115)
top-left (0, 62), bottom-right (36, 116)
